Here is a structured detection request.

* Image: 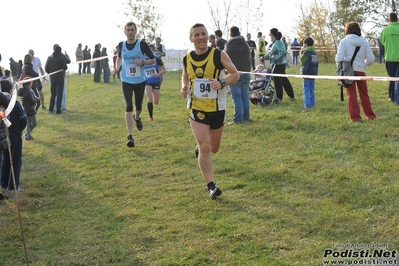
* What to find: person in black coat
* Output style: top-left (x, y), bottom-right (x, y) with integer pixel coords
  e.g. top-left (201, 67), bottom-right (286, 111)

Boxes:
top-left (0, 79), bottom-right (27, 192)
top-left (17, 79), bottom-right (40, 140)
top-left (93, 44), bottom-right (102, 83)
top-left (45, 45), bottom-right (68, 114)
top-left (21, 54), bottom-right (41, 109)
top-left (9, 58), bottom-right (20, 82)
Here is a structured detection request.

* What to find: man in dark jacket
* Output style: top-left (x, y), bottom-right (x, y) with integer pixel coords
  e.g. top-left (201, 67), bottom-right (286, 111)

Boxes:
top-left (225, 26), bottom-right (252, 124)
top-left (82, 45), bottom-right (91, 74)
top-left (93, 44), bottom-right (102, 83)
top-left (45, 45), bottom-right (68, 114)
top-left (9, 58), bottom-right (20, 82)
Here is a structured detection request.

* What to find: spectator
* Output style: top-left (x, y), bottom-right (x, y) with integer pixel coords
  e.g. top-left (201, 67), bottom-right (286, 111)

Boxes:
top-left (264, 28), bottom-right (295, 104)
top-left (112, 45), bottom-right (120, 81)
top-left (380, 12), bottom-right (399, 103)
top-left (93, 44), bottom-right (102, 83)
top-left (209, 34), bottom-right (216, 48)
top-left (249, 64), bottom-right (268, 90)
top-left (83, 45), bottom-right (91, 74)
top-left (101, 47), bottom-right (110, 83)
top-left (9, 58), bottom-right (20, 82)
top-left (300, 37), bottom-right (319, 110)
top-left (2, 70), bottom-right (11, 80)
top-left (17, 60), bottom-right (23, 80)
top-left (291, 38), bottom-right (301, 65)
top-left (225, 26), bottom-right (252, 124)
top-left (154, 37), bottom-right (166, 58)
top-left (61, 49), bottom-right (71, 111)
top-left (282, 36), bottom-right (290, 67)
top-left (21, 53), bottom-right (40, 109)
top-left (215, 29), bottom-right (227, 50)
top-left (377, 38), bottom-right (385, 64)
top-left (75, 43), bottom-right (84, 75)
top-left (28, 49), bottom-right (47, 109)
top-left (246, 33), bottom-right (257, 70)
top-left (336, 21), bottom-right (376, 122)
top-left (45, 45), bottom-right (68, 114)
top-left (257, 32), bottom-right (268, 61)
top-left (0, 79), bottom-right (27, 193)
top-left (18, 78), bottom-right (40, 140)
top-left (87, 49), bottom-right (92, 74)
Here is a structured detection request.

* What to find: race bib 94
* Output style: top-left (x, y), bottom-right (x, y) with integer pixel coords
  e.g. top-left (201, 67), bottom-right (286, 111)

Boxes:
top-left (193, 79), bottom-right (217, 99)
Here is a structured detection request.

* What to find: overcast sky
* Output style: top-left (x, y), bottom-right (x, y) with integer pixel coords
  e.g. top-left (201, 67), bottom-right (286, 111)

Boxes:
top-left (0, 0), bottom-right (330, 72)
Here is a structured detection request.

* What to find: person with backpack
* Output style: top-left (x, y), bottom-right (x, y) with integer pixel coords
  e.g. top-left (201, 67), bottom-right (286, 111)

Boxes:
top-left (335, 21), bottom-right (376, 122)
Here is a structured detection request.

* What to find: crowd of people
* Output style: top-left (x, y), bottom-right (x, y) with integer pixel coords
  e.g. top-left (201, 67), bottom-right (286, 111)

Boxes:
top-left (1, 12), bottom-right (398, 201)
top-left (0, 36), bottom-right (168, 199)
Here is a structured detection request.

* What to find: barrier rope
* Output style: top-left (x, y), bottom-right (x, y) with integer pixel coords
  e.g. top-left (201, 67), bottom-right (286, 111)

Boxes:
top-left (238, 71), bottom-right (399, 82)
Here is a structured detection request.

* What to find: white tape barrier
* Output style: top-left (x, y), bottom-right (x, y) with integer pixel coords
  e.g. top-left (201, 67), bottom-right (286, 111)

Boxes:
top-left (239, 71), bottom-right (399, 82)
top-left (16, 55), bottom-right (109, 85)
top-left (72, 55), bottom-right (109, 65)
top-left (2, 56), bottom-right (109, 127)
top-left (289, 46), bottom-right (380, 51)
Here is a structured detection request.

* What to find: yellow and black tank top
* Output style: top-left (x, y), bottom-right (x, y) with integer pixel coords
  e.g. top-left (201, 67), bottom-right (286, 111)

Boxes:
top-left (184, 47), bottom-right (227, 112)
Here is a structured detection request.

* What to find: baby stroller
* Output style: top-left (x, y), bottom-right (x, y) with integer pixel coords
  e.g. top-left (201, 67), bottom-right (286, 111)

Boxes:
top-left (248, 65), bottom-right (275, 106)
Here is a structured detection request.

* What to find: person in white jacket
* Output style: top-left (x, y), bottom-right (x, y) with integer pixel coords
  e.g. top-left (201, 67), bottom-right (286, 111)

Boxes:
top-left (335, 21), bottom-right (376, 122)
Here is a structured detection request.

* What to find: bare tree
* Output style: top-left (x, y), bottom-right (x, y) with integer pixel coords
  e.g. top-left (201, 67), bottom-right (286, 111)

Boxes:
top-left (206, 0), bottom-right (233, 37)
top-left (121, 0), bottom-right (164, 43)
top-left (206, 0), bottom-right (264, 39)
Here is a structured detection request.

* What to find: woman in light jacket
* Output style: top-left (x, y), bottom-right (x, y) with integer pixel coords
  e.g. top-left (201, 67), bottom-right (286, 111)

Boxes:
top-left (335, 21), bottom-right (376, 122)
top-left (264, 28), bottom-right (295, 104)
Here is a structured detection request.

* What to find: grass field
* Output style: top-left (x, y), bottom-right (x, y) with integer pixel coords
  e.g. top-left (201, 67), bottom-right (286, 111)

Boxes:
top-left (0, 63), bottom-right (398, 266)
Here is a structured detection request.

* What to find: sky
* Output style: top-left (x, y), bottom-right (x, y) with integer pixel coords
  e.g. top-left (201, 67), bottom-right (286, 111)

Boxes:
top-left (0, 0), bottom-right (330, 73)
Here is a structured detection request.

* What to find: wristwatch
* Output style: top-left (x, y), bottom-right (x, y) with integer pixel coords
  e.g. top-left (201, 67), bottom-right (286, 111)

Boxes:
top-left (141, 60), bottom-right (145, 66)
top-left (219, 79), bottom-right (226, 88)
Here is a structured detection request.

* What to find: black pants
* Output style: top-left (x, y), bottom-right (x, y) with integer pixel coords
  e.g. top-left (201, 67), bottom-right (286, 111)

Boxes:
top-left (273, 64), bottom-right (295, 100)
top-left (49, 80), bottom-right (65, 113)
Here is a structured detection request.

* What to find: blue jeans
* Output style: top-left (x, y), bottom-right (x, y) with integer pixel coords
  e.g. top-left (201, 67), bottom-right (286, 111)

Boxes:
top-left (229, 73), bottom-right (251, 122)
top-left (103, 67), bottom-right (110, 83)
top-left (303, 79), bottom-right (315, 108)
top-left (385, 61), bottom-right (399, 103)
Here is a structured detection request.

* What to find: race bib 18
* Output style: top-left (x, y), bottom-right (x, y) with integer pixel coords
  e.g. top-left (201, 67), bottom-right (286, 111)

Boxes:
top-left (125, 64), bottom-right (141, 78)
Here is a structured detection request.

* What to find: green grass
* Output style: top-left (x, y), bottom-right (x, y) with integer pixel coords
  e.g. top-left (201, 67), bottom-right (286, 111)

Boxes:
top-left (1, 63), bottom-right (398, 266)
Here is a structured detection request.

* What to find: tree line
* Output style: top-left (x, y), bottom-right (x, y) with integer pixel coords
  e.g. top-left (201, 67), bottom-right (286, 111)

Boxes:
top-left (122, 0), bottom-right (397, 63)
